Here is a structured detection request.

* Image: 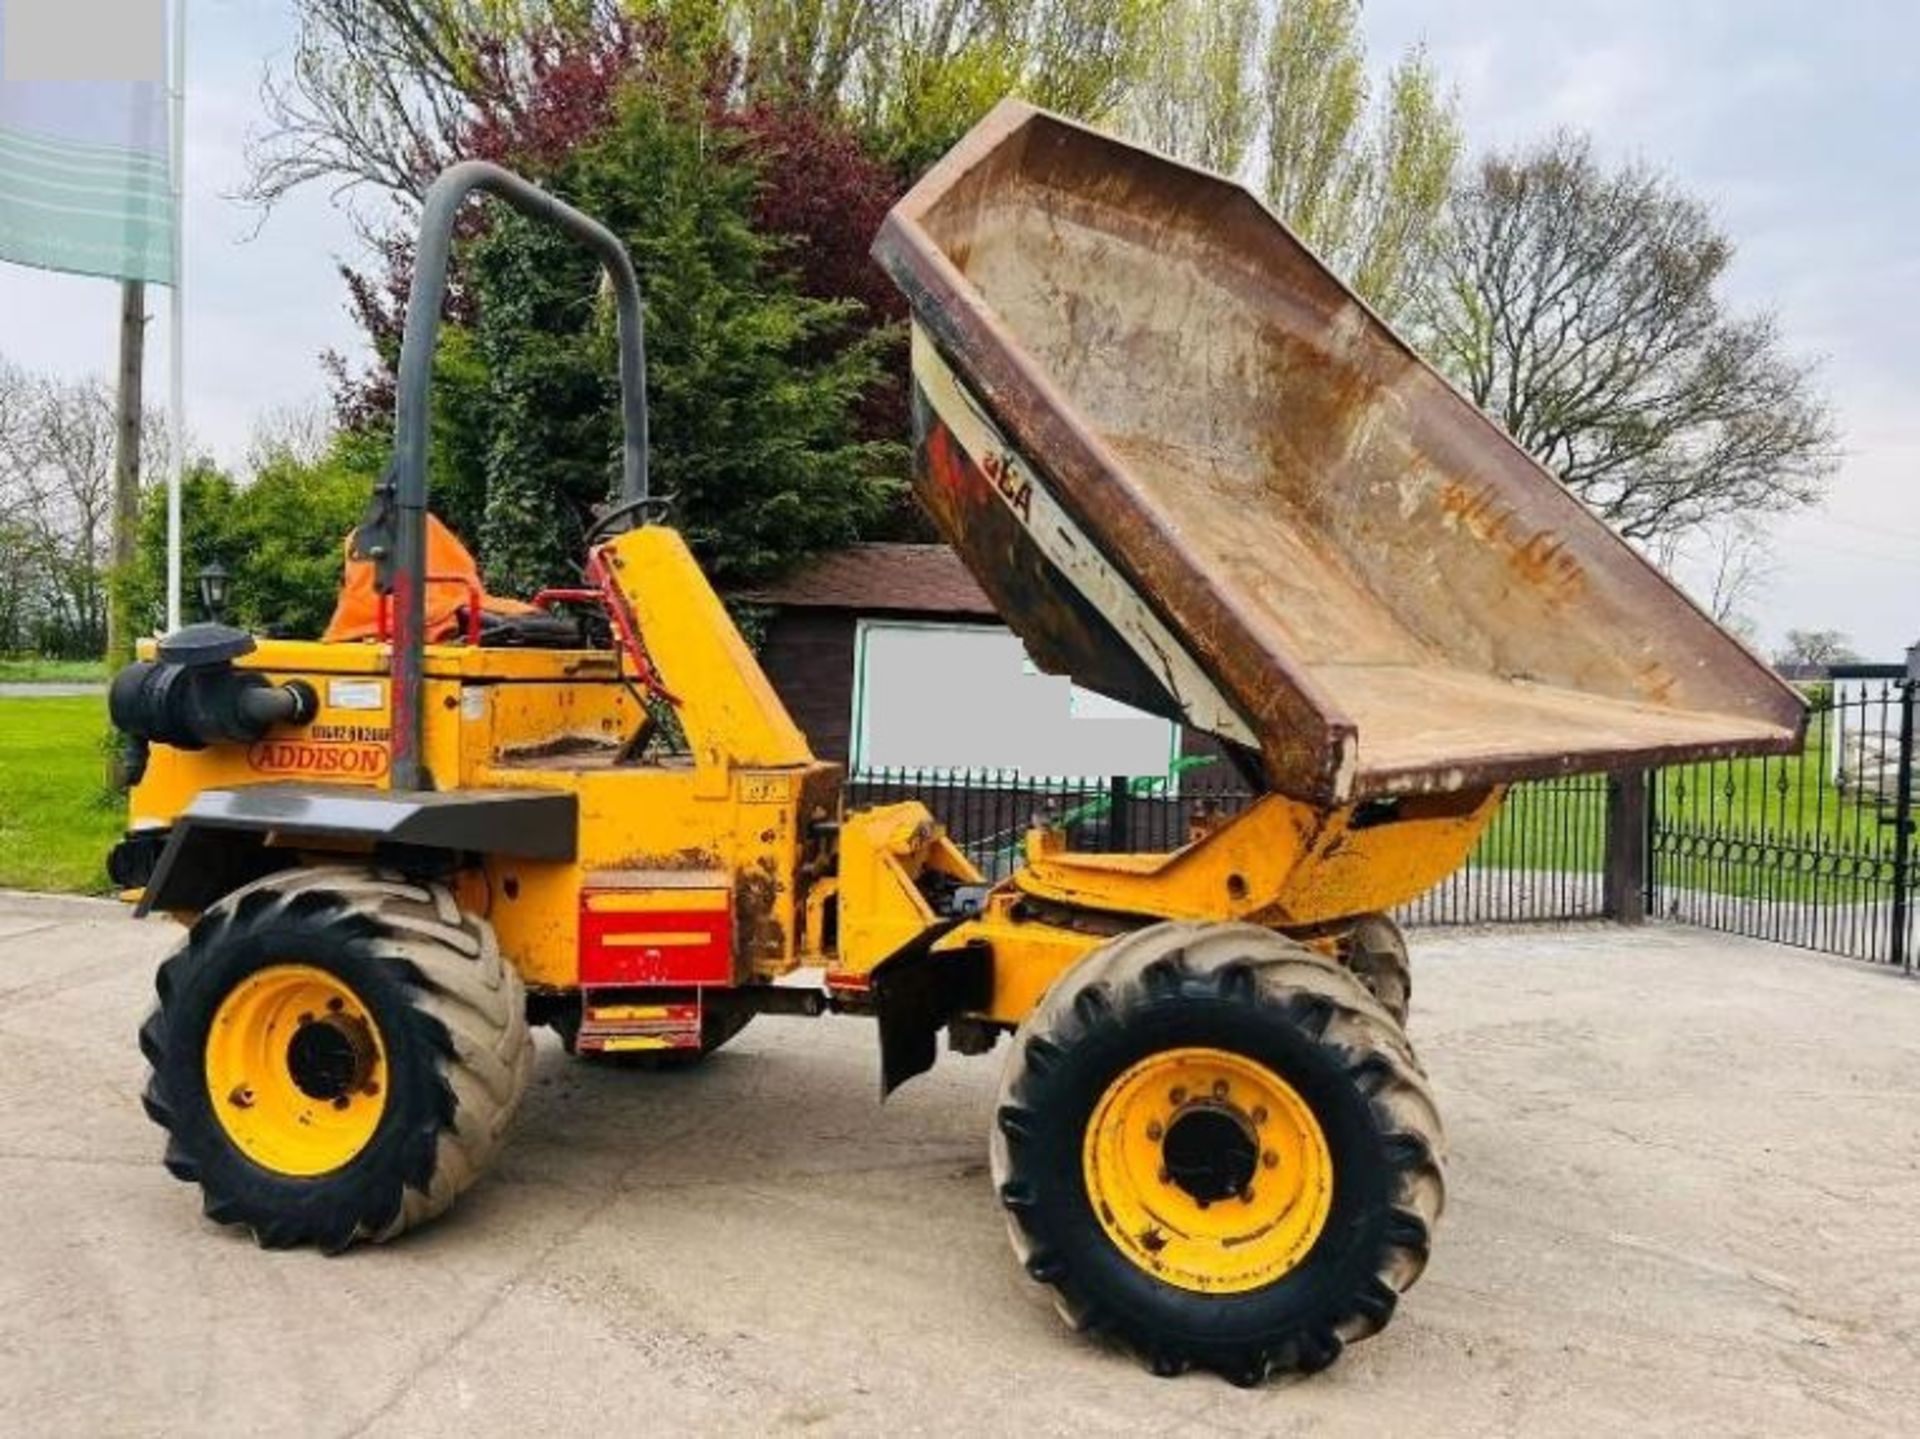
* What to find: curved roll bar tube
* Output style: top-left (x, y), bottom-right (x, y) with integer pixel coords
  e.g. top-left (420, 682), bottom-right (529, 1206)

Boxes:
top-left (359, 162), bottom-right (650, 790)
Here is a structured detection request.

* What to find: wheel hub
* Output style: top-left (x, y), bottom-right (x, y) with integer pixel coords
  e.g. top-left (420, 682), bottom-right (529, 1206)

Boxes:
top-left (286, 1011), bottom-right (378, 1101)
top-left (1160, 1105), bottom-right (1259, 1205)
top-left (1082, 1046), bottom-right (1333, 1294)
top-left (204, 964), bottom-right (389, 1177)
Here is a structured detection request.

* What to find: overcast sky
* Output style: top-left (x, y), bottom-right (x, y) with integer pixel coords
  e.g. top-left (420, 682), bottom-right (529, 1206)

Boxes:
top-left (2, 0), bottom-right (1914, 657)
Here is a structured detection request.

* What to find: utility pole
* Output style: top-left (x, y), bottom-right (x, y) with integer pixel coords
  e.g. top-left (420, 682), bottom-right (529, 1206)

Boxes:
top-left (108, 278), bottom-right (148, 665)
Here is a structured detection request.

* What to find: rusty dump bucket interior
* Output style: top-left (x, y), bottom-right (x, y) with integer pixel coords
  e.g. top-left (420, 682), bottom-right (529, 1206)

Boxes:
top-left (873, 101), bottom-right (1804, 805)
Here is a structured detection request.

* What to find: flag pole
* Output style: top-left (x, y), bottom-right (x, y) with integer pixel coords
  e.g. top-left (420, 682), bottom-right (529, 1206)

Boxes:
top-left (164, 0), bottom-right (186, 632)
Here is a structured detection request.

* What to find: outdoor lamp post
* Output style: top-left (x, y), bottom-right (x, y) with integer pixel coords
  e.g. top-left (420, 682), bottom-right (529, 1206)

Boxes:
top-left (197, 561), bottom-right (230, 623)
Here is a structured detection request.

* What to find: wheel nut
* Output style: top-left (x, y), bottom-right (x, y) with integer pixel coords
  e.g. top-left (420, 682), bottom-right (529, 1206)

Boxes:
top-left (1251, 1105), bottom-right (1268, 1125)
top-left (327, 996), bottom-right (345, 1013)
top-left (1169, 1086), bottom-right (1187, 1105)
top-left (1262, 1149), bottom-right (1279, 1169)
top-left (228, 1085), bottom-right (254, 1109)
top-left (364, 1080), bottom-right (381, 1097)
top-left (1240, 1187), bottom-right (1256, 1204)
top-left (298, 1011), bottom-right (315, 1027)
top-left (331, 1095), bottom-right (350, 1111)
top-left (1157, 1167), bottom-right (1171, 1184)
top-left (1146, 1120), bottom-right (1163, 1141)
top-left (1212, 1079), bottom-right (1229, 1099)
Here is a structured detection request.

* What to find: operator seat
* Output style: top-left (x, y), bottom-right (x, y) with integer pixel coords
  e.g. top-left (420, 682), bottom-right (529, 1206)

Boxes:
top-left (321, 513), bottom-right (581, 648)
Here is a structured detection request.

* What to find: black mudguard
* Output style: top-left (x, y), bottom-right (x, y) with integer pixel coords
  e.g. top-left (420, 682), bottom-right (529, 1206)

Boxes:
top-left (870, 926), bottom-right (993, 1096)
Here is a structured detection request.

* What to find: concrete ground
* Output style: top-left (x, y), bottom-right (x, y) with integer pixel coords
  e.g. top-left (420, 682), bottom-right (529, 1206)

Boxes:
top-left (1, 896), bottom-right (1916, 1438)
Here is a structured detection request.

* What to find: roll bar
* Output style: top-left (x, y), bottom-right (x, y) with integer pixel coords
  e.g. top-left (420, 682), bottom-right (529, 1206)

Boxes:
top-left (355, 162), bottom-right (650, 791)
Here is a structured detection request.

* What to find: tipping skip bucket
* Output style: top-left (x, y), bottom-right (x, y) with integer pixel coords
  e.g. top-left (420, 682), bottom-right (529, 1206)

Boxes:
top-left (872, 101), bottom-right (1804, 805)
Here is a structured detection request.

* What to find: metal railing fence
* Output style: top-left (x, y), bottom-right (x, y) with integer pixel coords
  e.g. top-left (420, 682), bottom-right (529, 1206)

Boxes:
top-left (847, 659), bottom-right (1917, 974)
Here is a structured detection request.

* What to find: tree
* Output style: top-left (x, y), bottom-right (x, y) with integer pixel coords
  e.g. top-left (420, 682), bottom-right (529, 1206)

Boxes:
top-left (301, 14), bottom-right (910, 591)
top-left (28, 373), bottom-right (117, 654)
top-left (247, 0), bottom-right (621, 213)
top-left (1774, 629), bottom-right (1860, 671)
top-left (252, 1), bottom-right (1170, 214)
top-left (448, 89), bottom-right (902, 592)
top-left (1120, 0), bottom-right (1260, 174)
top-left (1697, 518), bottom-right (1775, 641)
top-left (1650, 514), bottom-right (1775, 643)
top-left (732, 0), bottom-right (878, 105)
top-left (733, 1), bottom-right (1166, 169)
top-left (123, 436), bottom-right (380, 641)
top-left (244, 400), bottom-right (335, 473)
top-left (1115, 0), bottom-right (1459, 318)
top-left (1258, 0), bottom-right (1458, 316)
top-left (0, 361), bottom-right (38, 652)
top-left (1421, 135), bottom-right (1838, 543)
top-left (324, 15), bottom-right (907, 425)
top-left (0, 359), bottom-right (167, 657)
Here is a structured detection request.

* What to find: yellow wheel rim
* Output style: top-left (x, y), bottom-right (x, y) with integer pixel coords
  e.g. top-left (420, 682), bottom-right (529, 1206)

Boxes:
top-left (204, 964), bottom-right (389, 1177)
top-left (1082, 1047), bottom-right (1333, 1295)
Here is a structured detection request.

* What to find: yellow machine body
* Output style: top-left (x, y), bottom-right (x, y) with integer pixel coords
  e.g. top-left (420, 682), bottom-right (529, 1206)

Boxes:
top-left (123, 523), bottom-right (1497, 1039)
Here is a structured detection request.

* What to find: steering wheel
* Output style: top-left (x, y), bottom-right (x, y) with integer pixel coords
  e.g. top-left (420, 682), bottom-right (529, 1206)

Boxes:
top-left (585, 493), bottom-right (675, 546)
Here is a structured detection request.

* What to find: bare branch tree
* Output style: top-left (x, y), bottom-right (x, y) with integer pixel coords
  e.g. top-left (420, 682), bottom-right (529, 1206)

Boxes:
top-left (1775, 628), bottom-right (1860, 669)
top-left (27, 373), bottom-right (124, 652)
top-left (0, 358), bottom-right (169, 655)
top-left (1419, 134), bottom-right (1838, 542)
top-left (1699, 516), bottom-right (1775, 633)
top-left (0, 360), bottom-right (39, 652)
top-left (245, 0), bottom-right (631, 216)
top-left (245, 401), bottom-right (336, 473)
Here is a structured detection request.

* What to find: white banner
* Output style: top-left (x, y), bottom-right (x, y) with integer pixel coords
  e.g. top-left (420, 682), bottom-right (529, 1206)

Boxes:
top-left (0, 0), bottom-right (173, 283)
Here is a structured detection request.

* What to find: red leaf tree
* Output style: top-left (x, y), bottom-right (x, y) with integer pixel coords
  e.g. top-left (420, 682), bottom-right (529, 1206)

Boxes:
top-left (329, 18), bottom-right (908, 445)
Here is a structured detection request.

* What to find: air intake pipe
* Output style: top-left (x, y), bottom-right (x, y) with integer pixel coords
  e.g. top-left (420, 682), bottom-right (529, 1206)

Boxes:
top-left (109, 623), bottom-right (318, 752)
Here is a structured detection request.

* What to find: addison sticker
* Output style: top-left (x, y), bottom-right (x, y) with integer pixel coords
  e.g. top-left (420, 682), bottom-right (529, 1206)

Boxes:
top-left (248, 723), bottom-right (390, 778)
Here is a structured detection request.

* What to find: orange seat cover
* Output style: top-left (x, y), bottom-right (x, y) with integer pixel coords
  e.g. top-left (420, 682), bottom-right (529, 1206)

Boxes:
top-left (322, 513), bottom-right (535, 643)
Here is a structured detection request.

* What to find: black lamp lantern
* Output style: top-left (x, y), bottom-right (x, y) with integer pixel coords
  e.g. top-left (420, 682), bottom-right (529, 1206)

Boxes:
top-left (197, 560), bottom-right (231, 623)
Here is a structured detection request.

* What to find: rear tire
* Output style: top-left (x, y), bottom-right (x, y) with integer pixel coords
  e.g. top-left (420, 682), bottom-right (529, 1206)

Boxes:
top-left (138, 866), bottom-right (533, 1251)
top-left (990, 921), bottom-right (1443, 1384)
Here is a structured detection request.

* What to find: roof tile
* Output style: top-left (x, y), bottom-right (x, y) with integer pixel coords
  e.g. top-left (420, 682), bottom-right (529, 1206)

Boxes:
top-left (736, 543), bottom-right (997, 617)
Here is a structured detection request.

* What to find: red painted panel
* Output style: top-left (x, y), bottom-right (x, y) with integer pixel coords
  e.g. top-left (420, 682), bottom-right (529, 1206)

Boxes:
top-left (579, 892), bottom-right (734, 986)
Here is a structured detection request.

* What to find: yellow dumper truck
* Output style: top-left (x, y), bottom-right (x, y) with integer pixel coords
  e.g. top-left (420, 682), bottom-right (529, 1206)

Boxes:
top-left (109, 103), bottom-right (1802, 1383)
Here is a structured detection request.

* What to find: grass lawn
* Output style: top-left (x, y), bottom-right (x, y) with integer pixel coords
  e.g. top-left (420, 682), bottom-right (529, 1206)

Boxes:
top-left (1467, 711), bottom-right (1895, 902)
top-left (0, 656), bottom-right (108, 683)
top-left (0, 696), bottom-right (121, 893)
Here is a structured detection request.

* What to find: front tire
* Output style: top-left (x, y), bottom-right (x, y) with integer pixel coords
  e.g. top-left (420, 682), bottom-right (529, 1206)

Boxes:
top-left (138, 866), bottom-right (533, 1251)
top-left (990, 922), bottom-right (1444, 1384)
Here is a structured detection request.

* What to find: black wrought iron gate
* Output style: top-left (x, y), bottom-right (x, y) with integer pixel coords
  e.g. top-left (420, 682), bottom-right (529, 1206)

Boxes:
top-left (849, 657), bottom-right (1917, 974)
top-left (1649, 660), bottom-right (1917, 971)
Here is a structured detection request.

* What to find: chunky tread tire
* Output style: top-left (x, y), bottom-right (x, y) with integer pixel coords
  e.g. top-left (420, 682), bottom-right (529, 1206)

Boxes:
top-left (1341, 913), bottom-right (1412, 1028)
top-left (989, 921), bottom-right (1444, 1384)
top-left (139, 865), bottom-right (533, 1251)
